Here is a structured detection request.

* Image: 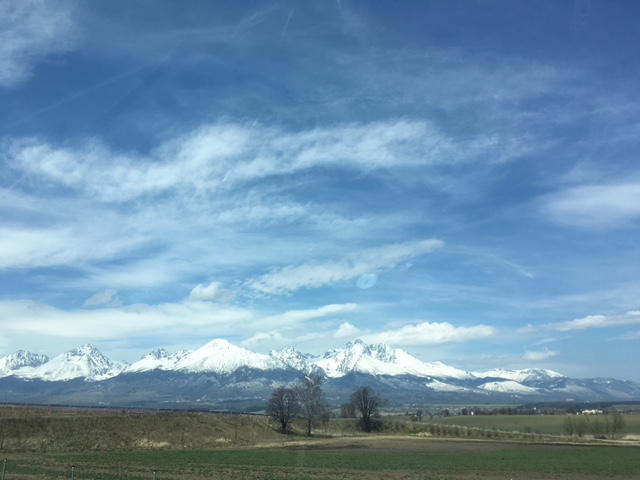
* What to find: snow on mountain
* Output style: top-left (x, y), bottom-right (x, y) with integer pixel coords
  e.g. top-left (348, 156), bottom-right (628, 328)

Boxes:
top-left (313, 339), bottom-right (473, 379)
top-left (16, 344), bottom-right (127, 382)
top-left (0, 350), bottom-right (49, 378)
top-left (175, 339), bottom-right (285, 374)
top-left (269, 347), bottom-right (318, 375)
top-left (479, 380), bottom-right (540, 394)
top-left (127, 348), bottom-right (191, 372)
top-left (425, 379), bottom-right (474, 393)
top-left (477, 368), bottom-right (564, 383)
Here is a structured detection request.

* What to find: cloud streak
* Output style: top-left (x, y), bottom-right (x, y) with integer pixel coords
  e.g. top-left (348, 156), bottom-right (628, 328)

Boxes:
top-left (539, 182), bottom-right (640, 230)
top-left (8, 118), bottom-right (537, 204)
top-left (543, 311), bottom-right (640, 332)
top-left (245, 239), bottom-right (444, 295)
top-left (361, 321), bottom-right (496, 346)
top-left (0, 0), bottom-right (80, 88)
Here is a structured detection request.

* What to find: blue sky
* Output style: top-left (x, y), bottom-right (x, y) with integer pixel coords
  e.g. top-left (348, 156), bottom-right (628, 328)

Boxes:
top-left (2, 0), bottom-right (640, 380)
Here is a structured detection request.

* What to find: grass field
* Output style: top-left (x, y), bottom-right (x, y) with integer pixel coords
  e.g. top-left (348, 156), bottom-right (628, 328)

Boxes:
top-left (3, 437), bottom-right (640, 479)
top-left (424, 413), bottom-right (640, 436)
top-left (2, 408), bottom-right (640, 479)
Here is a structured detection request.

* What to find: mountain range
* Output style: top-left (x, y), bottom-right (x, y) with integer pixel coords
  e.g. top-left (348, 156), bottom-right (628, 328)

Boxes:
top-left (1, 339), bottom-right (639, 408)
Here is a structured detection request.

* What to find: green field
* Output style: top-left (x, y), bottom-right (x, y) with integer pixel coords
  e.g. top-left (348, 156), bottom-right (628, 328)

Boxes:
top-left (2, 409), bottom-right (640, 479)
top-left (4, 438), bottom-right (640, 479)
top-left (425, 413), bottom-right (640, 436)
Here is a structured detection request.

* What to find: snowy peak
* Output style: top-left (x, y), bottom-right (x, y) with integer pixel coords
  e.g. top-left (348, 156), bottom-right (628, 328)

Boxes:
top-left (127, 348), bottom-right (191, 372)
top-left (18, 344), bottom-right (127, 382)
top-left (270, 347), bottom-right (313, 371)
top-left (175, 339), bottom-right (285, 374)
top-left (0, 350), bottom-right (49, 377)
top-left (479, 380), bottom-right (540, 394)
top-left (313, 339), bottom-right (473, 379)
top-left (477, 368), bottom-right (565, 383)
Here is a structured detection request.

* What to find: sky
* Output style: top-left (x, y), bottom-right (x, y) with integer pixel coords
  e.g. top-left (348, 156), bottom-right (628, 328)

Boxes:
top-left (2, 0), bottom-right (640, 381)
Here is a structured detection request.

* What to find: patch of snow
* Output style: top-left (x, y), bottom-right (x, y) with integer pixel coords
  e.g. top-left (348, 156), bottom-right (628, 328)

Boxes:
top-left (476, 368), bottom-right (564, 383)
top-left (479, 380), bottom-right (540, 394)
top-left (425, 379), bottom-right (473, 392)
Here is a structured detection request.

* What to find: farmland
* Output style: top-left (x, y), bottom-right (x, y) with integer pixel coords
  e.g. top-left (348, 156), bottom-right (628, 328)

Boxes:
top-left (1, 407), bottom-right (639, 479)
top-left (425, 411), bottom-right (640, 436)
top-left (3, 438), bottom-right (640, 479)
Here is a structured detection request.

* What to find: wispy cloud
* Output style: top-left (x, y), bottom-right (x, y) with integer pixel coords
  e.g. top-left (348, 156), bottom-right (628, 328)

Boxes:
top-left (0, 0), bottom-right (80, 88)
top-left (8, 118), bottom-right (539, 204)
top-left (83, 289), bottom-right (120, 307)
top-left (360, 321), bottom-right (496, 346)
top-left (188, 282), bottom-right (235, 302)
top-left (260, 304), bottom-right (358, 326)
top-left (523, 349), bottom-right (559, 361)
top-left (538, 311), bottom-right (640, 332)
top-left (538, 181), bottom-right (640, 230)
top-left (245, 239), bottom-right (444, 295)
top-left (235, 306), bottom-right (360, 350)
top-left (611, 330), bottom-right (640, 341)
top-left (0, 299), bottom-right (255, 341)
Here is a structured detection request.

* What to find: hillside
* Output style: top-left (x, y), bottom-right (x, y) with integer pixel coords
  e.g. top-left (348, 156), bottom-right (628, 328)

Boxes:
top-left (0, 408), bottom-right (284, 452)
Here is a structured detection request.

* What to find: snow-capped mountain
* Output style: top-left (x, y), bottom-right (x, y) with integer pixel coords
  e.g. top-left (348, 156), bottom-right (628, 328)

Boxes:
top-left (0, 339), bottom-right (639, 406)
top-left (307, 339), bottom-right (473, 379)
top-left (476, 368), bottom-right (564, 383)
top-left (173, 339), bottom-right (285, 374)
top-left (479, 380), bottom-right (540, 394)
top-left (127, 348), bottom-right (191, 372)
top-left (0, 350), bottom-right (49, 378)
top-left (12, 344), bottom-right (127, 382)
top-left (269, 347), bottom-right (319, 375)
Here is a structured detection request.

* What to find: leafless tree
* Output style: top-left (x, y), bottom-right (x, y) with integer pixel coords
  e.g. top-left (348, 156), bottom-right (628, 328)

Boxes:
top-left (266, 386), bottom-right (299, 434)
top-left (350, 386), bottom-right (382, 432)
top-left (296, 372), bottom-right (329, 437)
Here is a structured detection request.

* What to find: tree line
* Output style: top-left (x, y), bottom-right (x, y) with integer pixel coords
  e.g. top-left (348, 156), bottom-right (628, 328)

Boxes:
top-left (266, 373), bottom-right (383, 435)
top-left (563, 411), bottom-right (626, 439)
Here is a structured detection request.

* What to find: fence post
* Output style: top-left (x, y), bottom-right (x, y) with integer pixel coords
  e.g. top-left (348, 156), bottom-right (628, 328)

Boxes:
top-left (71, 465), bottom-right (75, 480)
top-left (153, 470), bottom-right (156, 480)
top-left (2, 458), bottom-right (6, 480)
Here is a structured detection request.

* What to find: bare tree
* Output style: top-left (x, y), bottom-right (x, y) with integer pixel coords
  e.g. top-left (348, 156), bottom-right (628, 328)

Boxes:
top-left (296, 372), bottom-right (329, 437)
top-left (611, 410), bottom-right (626, 439)
top-left (266, 386), bottom-right (300, 434)
top-left (340, 402), bottom-right (356, 418)
top-left (351, 386), bottom-right (382, 432)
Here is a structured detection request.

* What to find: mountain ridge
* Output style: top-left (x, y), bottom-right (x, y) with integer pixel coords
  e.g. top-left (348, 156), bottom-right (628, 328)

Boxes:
top-left (1, 339), bottom-right (638, 406)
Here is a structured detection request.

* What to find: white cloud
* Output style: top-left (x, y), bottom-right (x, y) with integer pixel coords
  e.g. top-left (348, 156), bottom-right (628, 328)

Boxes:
top-left (611, 331), bottom-right (640, 341)
top-left (0, 225), bottom-right (145, 269)
top-left (188, 281), bottom-right (235, 302)
top-left (83, 289), bottom-right (119, 307)
top-left (8, 118), bottom-right (532, 204)
top-left (0, 0), bottom-right (80, 88)
top-left (246, 239), bottom-right (444, 295)
top-left (523, 349), bottom-right (559, 361)
top-left (334, 321), bottom-right (360, 338)
top-left (240, 307), bottom-right (360, 351)
top-left (539, 182), bottom-right (640, 230)
top-left (543, 311), bottom-right (640, 332)
top-left (0, 299), bottom-right (255, 340)
top-left (260, 304), bottom-right (358, 328)
top-left (360, 321), bottom-right (496, 346)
